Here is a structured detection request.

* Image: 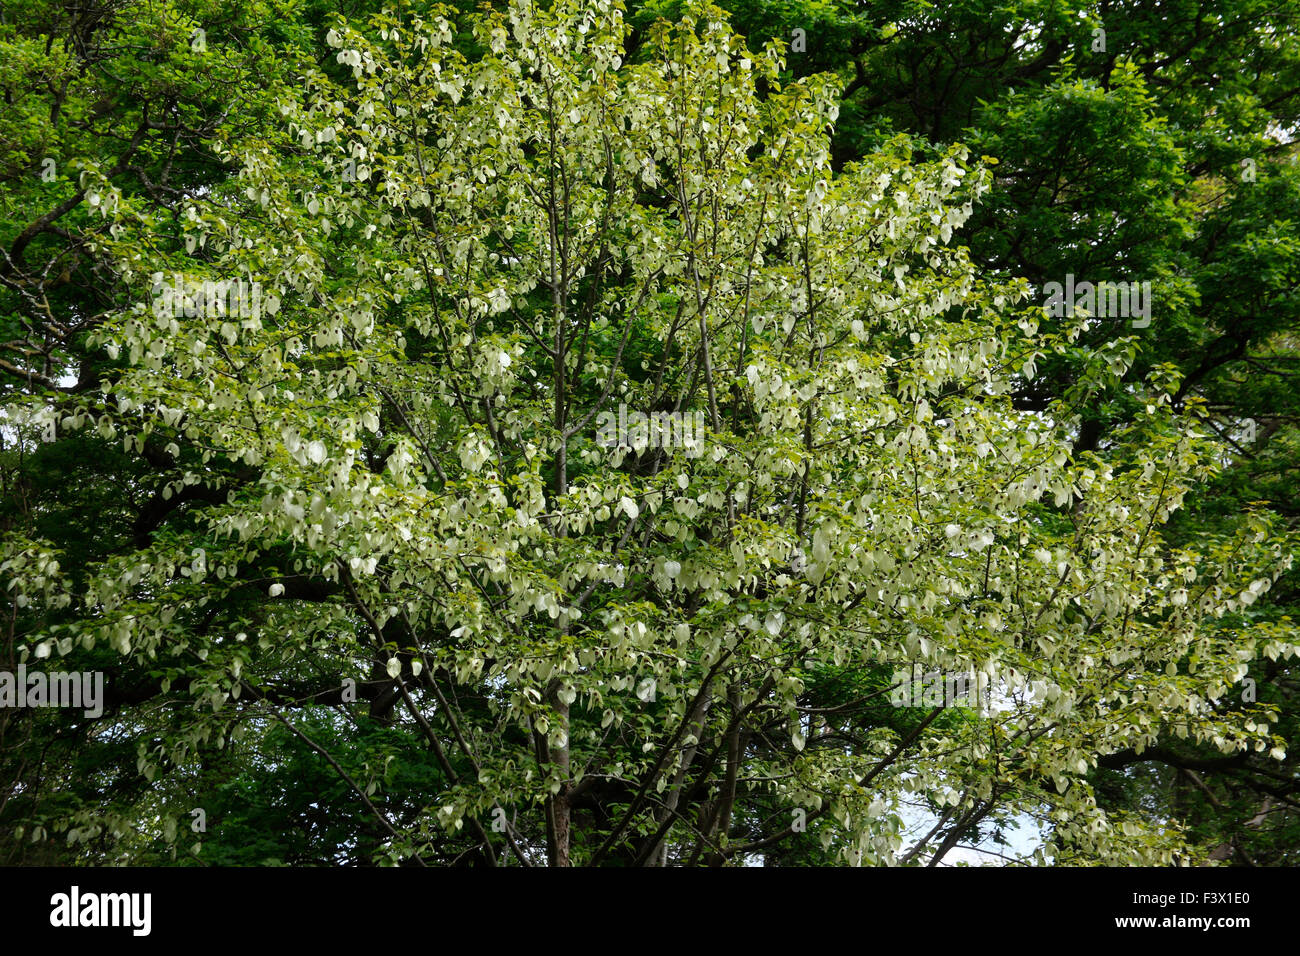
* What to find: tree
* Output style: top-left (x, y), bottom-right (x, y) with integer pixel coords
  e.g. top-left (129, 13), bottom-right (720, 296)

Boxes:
top-left (2, 0), bottom-right (1293, 865)
top-left (683, 0), bottom-right (1300, 863)
top-left (0, 0), bottom-right (341, 864)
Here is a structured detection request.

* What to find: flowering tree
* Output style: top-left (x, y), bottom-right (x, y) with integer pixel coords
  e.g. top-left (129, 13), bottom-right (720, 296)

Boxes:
top-left (4, 0), bottom-right (1292, 865)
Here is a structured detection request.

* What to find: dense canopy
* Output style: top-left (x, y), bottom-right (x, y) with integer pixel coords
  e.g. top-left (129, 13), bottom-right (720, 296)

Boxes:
top-left (2, 0), bottom-right (1297, 866)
